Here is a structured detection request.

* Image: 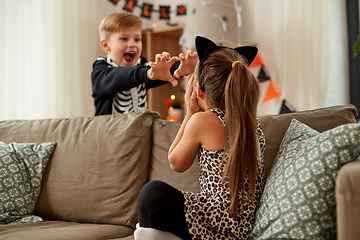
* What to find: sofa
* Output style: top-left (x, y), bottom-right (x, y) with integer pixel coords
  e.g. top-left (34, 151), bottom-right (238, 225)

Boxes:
top-left (0, 104), bottom-right (359, 240)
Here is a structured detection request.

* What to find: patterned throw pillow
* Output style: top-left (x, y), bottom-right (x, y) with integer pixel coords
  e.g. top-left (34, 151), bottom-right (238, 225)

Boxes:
top-left (250, 119), bottom-right (360, 239)
top-left (0, 141), bottom-right (56, 224)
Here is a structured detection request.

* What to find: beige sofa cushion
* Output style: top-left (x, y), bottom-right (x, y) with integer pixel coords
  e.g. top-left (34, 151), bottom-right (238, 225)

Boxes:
top-left (0, 220), bottom-right (134, 240)
top-left (0, 110), bottom-right (159, 229)
top-left (150, 119), bottom-right (201, 193)
top-left (336, 158), bottom-right (360, 240)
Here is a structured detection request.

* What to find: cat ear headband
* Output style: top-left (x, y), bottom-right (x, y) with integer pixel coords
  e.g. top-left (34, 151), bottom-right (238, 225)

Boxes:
top-left (195, 36), bottom-right (258, 91)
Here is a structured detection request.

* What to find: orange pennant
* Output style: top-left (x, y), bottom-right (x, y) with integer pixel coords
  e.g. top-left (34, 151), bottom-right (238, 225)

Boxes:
top-left (249, 52), bottom-right (264, 68)
top-left (262, 80), bottom-right (281, 103)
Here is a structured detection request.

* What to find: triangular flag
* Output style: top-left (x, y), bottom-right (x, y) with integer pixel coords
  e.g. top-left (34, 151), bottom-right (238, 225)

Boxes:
top-left (279, 99), bottom-right (296, 114)
top-left (258, 66), bottom-right (271, 82)
top-left (108, 0), bottom-right (119, 5)
top-left (262, 80), bottom-right (281, 103)
top-left (249, 52), bottom-right (263, 68)
top-left (249, 66), bottom-right (261, 79)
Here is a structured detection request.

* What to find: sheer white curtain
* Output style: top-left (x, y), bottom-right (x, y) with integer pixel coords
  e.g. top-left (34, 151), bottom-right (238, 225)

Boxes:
top-left (250, 0), bottom-right (349, 114)
top-left (0, 0), bottom-right (99, 120)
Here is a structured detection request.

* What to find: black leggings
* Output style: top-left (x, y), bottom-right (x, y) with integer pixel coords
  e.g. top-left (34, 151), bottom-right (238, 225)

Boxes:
top-left (137, 180), bottom-right (191, 240)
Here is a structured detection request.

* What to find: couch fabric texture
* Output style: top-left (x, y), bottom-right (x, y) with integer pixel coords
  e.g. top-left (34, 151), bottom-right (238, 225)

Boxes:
top-left (0, 105), bottom-right (358, 240)
top-left (250, 119), bottom-right (360, 239)
top-left (0, 142), bottom-right (57, 224)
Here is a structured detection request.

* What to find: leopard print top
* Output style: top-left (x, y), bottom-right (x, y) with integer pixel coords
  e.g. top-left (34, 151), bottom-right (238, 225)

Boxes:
top-left (183, 109), bottom-right (266, 239)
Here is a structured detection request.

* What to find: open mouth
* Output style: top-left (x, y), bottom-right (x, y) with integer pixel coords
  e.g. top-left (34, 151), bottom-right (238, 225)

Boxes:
top-left (124, 52), bottom-right (135, 63)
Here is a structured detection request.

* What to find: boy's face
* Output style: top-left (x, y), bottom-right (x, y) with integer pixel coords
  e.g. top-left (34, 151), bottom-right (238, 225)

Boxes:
top-left (103, 26), bottom-right (142, 67)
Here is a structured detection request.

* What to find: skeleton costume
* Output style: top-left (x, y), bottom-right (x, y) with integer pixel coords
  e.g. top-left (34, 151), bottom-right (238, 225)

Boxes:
top-left (91, 56), bottom-right (179, 116)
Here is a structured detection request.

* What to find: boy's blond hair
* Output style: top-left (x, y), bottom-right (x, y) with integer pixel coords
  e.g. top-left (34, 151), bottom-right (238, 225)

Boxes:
top-left (99, 12), bottom-right (142, 41)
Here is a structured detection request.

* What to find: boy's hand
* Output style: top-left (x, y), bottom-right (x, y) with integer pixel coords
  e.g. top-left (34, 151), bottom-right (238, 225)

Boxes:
top-left (173, 50), bottom-right (198, 79)
top-left (147, 52), bottom-right (180, 86)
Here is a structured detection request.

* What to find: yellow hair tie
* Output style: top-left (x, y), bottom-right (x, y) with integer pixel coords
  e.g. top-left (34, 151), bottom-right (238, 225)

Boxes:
top-left (232, 61), bottom-right (241, 68)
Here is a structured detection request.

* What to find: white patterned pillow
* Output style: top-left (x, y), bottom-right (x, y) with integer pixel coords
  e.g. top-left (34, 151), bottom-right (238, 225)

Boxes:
top-left (0, 142), bottom-right (56, 224)
top-left (250, 119), bottom-right (360, 239)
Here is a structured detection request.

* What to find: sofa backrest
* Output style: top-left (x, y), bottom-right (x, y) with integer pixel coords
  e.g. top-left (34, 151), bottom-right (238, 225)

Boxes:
top-left (150, 119), bottom-right (201, 193)
top-left (0, 105), bottom-right (357, 228)
top-left (0, 110), bottom-right (159, 229)
top-left (258, 104), bottom-right (357, 179)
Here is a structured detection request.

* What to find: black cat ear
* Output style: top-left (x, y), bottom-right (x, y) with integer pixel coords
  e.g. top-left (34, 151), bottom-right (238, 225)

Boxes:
top-left (233, 46), bottom-right (258, 66)
top-left (195, 36), bottom-right (258, 66)
top-left (194, 36), bottom-right (258, 91)
top-left (195, 36), bottom-right (220, 63)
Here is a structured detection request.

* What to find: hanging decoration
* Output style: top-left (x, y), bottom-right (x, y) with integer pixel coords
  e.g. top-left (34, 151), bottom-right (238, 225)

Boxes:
top-left (262, 80), bottom-right (282, 103)
top-left (257, 66), bottom-right (271, 83)
top-left (141, 3), bottom-right (152, 19)
top-left (279, 99), bottom-right (296, 114)
top-left (108, 0), bottom-right (120, 5)
top-left (107, 0), bottom-right (187, 21)
top-left (180, 0), bottom-right (257, 51)
top-left (123, 0), bottom-right (137, 12)
top-left (177, 5), bottom-right (187, 16)
top-left (249, 52), bottom-right (296, 114)
top-left (249, 52), bottom-right (263, 68)
top-left (159, 6), bottom-right (170, 20)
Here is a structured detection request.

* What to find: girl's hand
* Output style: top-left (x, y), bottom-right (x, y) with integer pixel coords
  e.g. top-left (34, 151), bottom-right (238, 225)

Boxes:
top-left (184, 75), bottom-right (200, 116)
top-left (173, 50), bottom-right (198, 79)
top-left (147, 52), bottom-right (180, 86)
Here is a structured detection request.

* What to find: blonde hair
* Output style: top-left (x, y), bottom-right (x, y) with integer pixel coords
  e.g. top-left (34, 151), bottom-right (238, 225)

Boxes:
top-left (197, 48), bottom-right (260, 218)
top-left (99, 12), bottom-right (142, 40)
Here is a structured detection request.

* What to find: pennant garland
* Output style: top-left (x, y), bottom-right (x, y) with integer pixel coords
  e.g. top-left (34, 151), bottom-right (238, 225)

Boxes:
top-left (248, 52), bottom-right (281, 103)
top-left (249, 52), bottom-right (296, 114)
top-left (141, 3), bottom-right (152, 19)
top-left (279, 99), bottom-right (296, 114)
top-left (177, 5), bottom-right (187, 16)
top-left (258, 66), bottom-right (271, 82)
top-left (159, 6), bottom-right (170, 20)
top-left (249, 52), bottom-right (263, 68)
top-left (107, 0), bottom-right (187, 20)
top-left (124, 0), bottom-right (137, 12)
top-left (108, 0), bottom-right (120, 5)
top-left (262, 80), bottom-right (281, 103)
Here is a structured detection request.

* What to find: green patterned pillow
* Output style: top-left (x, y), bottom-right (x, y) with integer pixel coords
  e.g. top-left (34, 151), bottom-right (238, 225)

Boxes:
top-left (250, 119), bottom-right (360, 239)
top-left (0, 141), bottom-right (56, 224)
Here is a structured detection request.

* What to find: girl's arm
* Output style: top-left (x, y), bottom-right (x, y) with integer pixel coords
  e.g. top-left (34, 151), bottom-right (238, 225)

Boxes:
top-left (168, 75), bottom-right (201, 172)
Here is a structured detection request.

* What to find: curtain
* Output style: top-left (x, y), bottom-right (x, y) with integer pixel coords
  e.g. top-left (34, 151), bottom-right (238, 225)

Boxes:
top-left (0, 0), bottom-right (98, 120)
top-left (346, 0), bottom-right (360, 117)
top-left (250, 0), bottom-right (349, 114)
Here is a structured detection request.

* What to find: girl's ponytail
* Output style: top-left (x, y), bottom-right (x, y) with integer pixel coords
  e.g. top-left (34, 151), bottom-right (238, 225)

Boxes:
top-left (224, 60), bottom-right (260, 218)
top-left (197, 47), bottom-right (260, 218)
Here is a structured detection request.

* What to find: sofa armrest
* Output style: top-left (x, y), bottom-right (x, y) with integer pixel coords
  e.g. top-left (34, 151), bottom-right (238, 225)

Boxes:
top-left (336, 158), bottom-right (360, 240)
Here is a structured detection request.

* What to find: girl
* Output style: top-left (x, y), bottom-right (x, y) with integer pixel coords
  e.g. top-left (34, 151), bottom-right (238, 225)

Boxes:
top-left (137, 36), bottom-right (265, 240)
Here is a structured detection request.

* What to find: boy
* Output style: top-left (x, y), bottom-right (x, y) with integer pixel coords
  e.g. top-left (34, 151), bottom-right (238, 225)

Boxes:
top-left (92, 12), bottom-right (197, 116)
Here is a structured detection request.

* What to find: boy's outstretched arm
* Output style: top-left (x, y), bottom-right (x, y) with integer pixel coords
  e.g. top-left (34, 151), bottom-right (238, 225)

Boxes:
top-left (173, 50), bottom-right (198, 79)
top-left (146, 53), bottom-right (180, 86)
